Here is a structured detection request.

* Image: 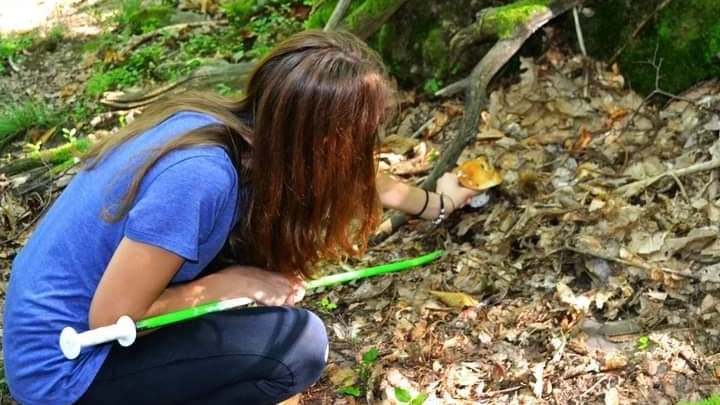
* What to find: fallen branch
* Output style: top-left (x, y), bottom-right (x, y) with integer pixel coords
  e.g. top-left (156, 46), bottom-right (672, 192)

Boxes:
top-left (0, 138), bottom-right (92, 176)
top-left (7, 54), bottom-right (21, 73)
top-left (324, 0), bottom-right (351, 31)
top-left (341, 0), bottom-right (409, 40)
top-left (100, 62), bottom-right (255, 109)
top-left (563, 244), bottom-right (700, 280)
top-left (372, 0), bottom-right (581, 243)
top-left (615, 158), bottom-right (720, 198)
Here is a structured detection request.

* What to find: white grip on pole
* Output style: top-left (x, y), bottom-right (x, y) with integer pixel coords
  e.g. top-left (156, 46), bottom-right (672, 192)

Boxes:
top-left (59, 316), bottom-right (137, 360)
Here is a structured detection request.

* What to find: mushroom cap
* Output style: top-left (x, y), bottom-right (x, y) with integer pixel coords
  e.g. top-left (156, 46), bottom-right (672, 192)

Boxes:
top-left (453, 157), bottom-right (502, 191)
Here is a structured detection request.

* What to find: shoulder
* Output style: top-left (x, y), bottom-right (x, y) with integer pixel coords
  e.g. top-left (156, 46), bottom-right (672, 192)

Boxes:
top-left (150, 149), bottom-right (238, 194)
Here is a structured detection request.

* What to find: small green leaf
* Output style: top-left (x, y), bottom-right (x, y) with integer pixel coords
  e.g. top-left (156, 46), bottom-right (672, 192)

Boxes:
top-left (362, 347), bottom-right (379, 364)
top-left (394, 387), bottom-right (412, 402)
top-left (337, 386), bottom-right (362, 397)
top-left (637, 335), bottom-right (650, 351)
top-left (411, 393), bottom-right (428, 405)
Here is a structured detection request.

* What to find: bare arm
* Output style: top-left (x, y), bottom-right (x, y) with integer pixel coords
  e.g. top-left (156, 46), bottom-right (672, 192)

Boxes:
top-left (89, 237), bottom-right (303, 329)
top-left (376, 172), bottom-right (478, 220)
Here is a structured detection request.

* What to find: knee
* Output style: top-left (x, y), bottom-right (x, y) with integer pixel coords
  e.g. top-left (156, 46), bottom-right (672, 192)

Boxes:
top-left (289, 309), bottom-right (328, 390)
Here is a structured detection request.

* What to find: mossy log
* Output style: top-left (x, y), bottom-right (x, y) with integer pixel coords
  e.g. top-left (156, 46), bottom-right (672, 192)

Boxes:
top-left (1, 139), bottom-right (91, 176)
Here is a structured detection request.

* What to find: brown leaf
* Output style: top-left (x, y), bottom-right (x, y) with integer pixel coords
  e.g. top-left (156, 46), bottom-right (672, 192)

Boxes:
top-left (429, 290), bottom-right (480, 308)
top-left (326, 365), bottom-right (358, 387)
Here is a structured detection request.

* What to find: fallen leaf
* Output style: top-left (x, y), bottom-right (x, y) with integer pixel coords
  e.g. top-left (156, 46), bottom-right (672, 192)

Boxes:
top-left (604, 387), bottom-right (620, 405)
top-left (326, 365), bottom-right (358, 387)
top-left (429, 291), bottom-right (480, 308)
top-left (556, 282), bottom-right (591, 312)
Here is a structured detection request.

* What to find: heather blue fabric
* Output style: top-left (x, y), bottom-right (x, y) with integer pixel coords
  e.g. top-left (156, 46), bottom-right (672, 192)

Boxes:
top-left (3, 111), bottom-right (244, 405)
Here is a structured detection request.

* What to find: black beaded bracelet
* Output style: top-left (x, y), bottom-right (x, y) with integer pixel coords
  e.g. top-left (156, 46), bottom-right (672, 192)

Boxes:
top-left (433, 192), bottom-right (447, 224)
top-left (415, 189), bottom-right (430, 217)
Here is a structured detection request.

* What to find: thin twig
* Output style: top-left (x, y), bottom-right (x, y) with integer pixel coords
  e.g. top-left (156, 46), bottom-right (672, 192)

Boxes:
top-left (7, 54), bottom-right (21, 73)
top-left (572, 6), bottom-right (589, 98)
top-left (614, 44), bottom-right (720, 141)
top-left (324, 0), bottom-right (351, 31)
top-left (563, 244), bottom-right (700, 280)
top-left (615, 158), bottom-right (720, 198)
top-left (435, 77), bottom-right (469, 98)
top-left (410, 116), bottom-right (437, 139)
top-left (478, 385), bottom-right (524, 398)
top-left (572, 7), bottom-right (587, 57)
top-left (579, 375), bottom-right (609, 401)
top-left (669, 172), bottom-right (688, 201)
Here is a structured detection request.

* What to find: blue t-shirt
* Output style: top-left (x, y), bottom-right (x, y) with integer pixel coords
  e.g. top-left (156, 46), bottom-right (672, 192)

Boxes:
top-left (2, 112), bottom-right (244, 405)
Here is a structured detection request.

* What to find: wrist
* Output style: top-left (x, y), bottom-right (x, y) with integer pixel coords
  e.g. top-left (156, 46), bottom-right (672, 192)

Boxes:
top-left (442, 193), bottom-right (457, 213)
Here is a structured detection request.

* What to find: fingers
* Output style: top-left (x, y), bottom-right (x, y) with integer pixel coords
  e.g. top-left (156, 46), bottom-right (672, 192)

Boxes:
top-left (284, 283), bottom-right (306, 306)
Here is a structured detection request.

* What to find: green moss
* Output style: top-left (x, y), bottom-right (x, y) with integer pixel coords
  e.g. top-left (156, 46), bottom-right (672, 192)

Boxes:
top-left (422, 27), bottom-right (450, 78)
top-left (344, 0), bottom-right (399, 31)
top-left (303, 0), bottom-right (335, 29)
top-left (618, 0), bottom-right (720, 95)
top-left (484, 0), bottom-right (551, 39)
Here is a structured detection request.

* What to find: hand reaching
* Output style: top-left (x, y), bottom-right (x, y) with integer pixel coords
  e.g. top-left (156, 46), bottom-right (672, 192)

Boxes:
top-left (435, 172), bottom-right (481, 212)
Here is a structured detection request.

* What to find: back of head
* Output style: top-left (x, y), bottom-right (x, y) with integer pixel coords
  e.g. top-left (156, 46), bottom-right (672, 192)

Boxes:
top-left (240, 29), bottom-right (395, 278)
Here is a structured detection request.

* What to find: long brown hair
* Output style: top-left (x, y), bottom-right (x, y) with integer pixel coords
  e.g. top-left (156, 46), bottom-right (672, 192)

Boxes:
top-left (84, 29), bottom-right (395, 279)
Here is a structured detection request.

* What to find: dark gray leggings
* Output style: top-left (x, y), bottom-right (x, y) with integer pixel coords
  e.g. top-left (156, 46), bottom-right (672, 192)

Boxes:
top-left (74, 307), bottom-right (328, 405)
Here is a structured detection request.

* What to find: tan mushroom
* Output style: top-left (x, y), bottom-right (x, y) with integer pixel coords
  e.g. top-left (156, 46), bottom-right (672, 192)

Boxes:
top-left (453, 156), bottom-right (502, 191)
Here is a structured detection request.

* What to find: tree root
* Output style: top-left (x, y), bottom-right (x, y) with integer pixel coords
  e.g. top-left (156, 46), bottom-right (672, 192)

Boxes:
top-left (372, 0), bottom-right (582, 244)
top-left (615, 158), bottom-right (720, 199)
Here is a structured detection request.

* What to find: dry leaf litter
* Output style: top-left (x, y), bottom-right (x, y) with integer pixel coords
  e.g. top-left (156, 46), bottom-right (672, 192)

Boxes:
top-left (310, 56), bottom-right (720, 405)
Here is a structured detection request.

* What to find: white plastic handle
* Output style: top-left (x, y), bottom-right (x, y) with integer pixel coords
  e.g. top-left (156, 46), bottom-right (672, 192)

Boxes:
top-left (59, 316), bottom-right (137, 360)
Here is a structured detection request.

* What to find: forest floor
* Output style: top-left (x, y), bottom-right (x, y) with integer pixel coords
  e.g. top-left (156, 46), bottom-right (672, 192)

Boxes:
top-left (1, 1), bottom-right (720, 405)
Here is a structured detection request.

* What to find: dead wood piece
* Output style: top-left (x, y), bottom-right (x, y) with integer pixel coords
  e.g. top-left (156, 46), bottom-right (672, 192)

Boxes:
top-left (372, 0), bottom-right (581, 244)
top-left (100, 62), bottom-right (255, 109)
top-left (1, 139), bottom-right (91, 177)
top-left (615, 158), bottom-right (720, 198)
top-left (563, 244), bottom-right (700, 280)
top-left (324, 0), bottom-right (351, 31)
top-left (342, 0), bottom-right (409, 40)
top-left (117, 20), bottom-right (225, 61)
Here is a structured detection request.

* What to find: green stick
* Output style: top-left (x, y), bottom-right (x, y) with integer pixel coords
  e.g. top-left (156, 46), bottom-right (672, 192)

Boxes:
top-left (135, 249), bottom-right (444, 330)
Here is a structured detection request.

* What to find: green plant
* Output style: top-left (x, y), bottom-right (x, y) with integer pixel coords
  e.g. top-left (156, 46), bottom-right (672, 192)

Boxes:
top-left (338, 347), bottom-right (380, 398)
top-left (394, 387), bottom-right (428, 405)
top-left (677, 396), bottom-right (720, 405)
top-left (337, 385), bottom-right (362, 397)
top-left (0, 33), bottom-right (33, 74)
top-left (62, 127), bottom-right (78, 143)
top-left (127, 44), bottom-right (165, 71)
top-left (223, 0), bottom-right (257, 27)
top-left (0, 102), bottom-right (57, 151)
top-left (184, 34), bottom-right (221, 57)
top-left (423, 77), bottom-right (442, 94)
top-left (111, 0), bottom-right (173, 35)
top-left (86, 66), bottom-right (140, 97)
top-left (636, 335), bottom-right (650, 351)
top-left (318, 296), bottom-right (337, 312)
